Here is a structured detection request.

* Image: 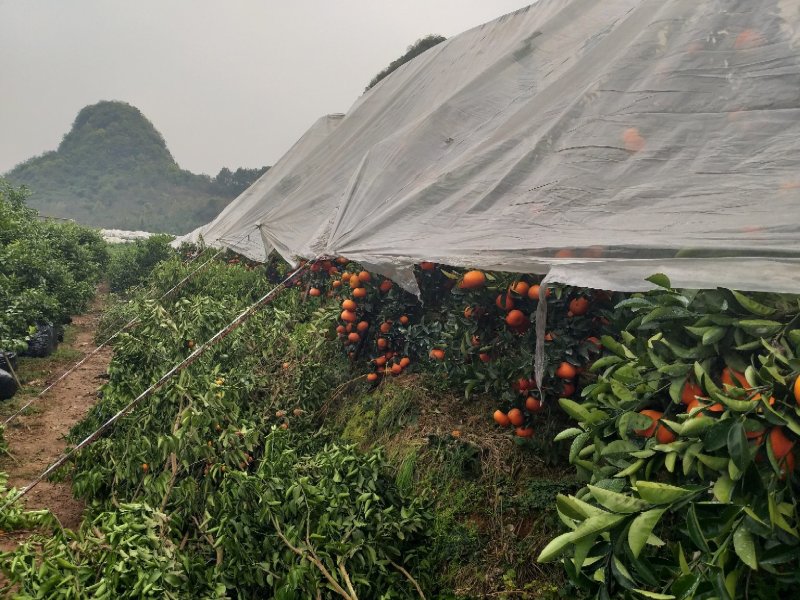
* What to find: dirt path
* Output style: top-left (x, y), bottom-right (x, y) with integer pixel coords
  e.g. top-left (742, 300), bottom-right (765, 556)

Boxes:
top-left (1, 288), bottom-right (111, 549)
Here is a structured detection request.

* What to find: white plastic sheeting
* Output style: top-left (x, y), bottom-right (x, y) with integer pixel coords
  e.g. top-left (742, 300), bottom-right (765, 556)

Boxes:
top-left (185, 0), bottom-right (800, 294)
top-left (176, 113), bottom-right (345, 261)
top-left (101, 229), bottom-right (152, 244)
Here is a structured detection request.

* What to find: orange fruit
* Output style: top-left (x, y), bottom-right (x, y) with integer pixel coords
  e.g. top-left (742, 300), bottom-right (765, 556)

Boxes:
top-left (341, 271), bottom-right (351, 281)
top-left (142, 463), bottom-right (149, 473)
top-left (510, 281), bottom-right (530, 296)
top-left (390, 363), bottom-right (403, 375)
top-left (399, 315), bottom-right (410, 325)
top-left (342, 299), bottom-right (357, 311)
top-left (345, 323), bottom-right (353, 333)
top-left (568, 297), bottom-right (590, 316)
top-left (656, 424), bottom-right (676, 444)
top-left (341, 310), bottom-right (357, 322)
top-left (721, 367), bottom-right (749, 389)
top-left (555, 362), bottom-right (577, 379)
top-left (379, 280), bottom-right (393, 293)
top-left (479, 353), bottom-right (491, 363)
top-left (419, 261), bottom-right (435, 271)
top-left (459, 270), bottom-right (486, 290)
top-left (377, 338), bottom-right (388, 350)
top-left (357, 321), bottom-right (369, 332)
top-left (350, 276), bottom-right (364, 289)
top-left (681, 380), bottom-right (704, 405)
top-left (353, 287), bottom-right (367, 299)
top-left (505, 310), bottom-right (526, 327)
top-left (527, 284), bottom-right (551, 300)
top-left (516, 378), bottom-right (530, 392)
top-left (336, 325), bottom-right (346, 335)
top-left (332, 280), bottom-right (342, 289)
top-left (366, 373), bottom-right (378, 382)
top-left (508, 408), bottom-right (524, 427)
top-left (562, 382), bottom-right (576, 397)
top-left (794, 375), bottom-right (800, 406)
top-left (347, 332), bottom-right (360, 343)
top-left (429, 348), bottom-right (445, 361)
top-left (770, 427), bottom-right (795, 460)
top-left (374, 356), bottom-right (387, 367)
top-left (380, 322), bottom-right (392, 333)
top-left (515, 427), bottom-right (534, 438)
top-left (493, 410), bottom-right (511, 427)
top-left (634, 409), bottom-right (663, 438)
top-left (746, 427), bottom-right (765, 445)
top-left (358, 270), bottom-right (371, 282)
top-left (525, 396), bottom-right (542, 412)
top-left (496, 293), bottom-right (514, 311)
top-left (399, 357), bottom-right (411, 368)
top-left (309, 287), bottom-right (321, 297)
top-left (336, 257), bottom-right (349, 265)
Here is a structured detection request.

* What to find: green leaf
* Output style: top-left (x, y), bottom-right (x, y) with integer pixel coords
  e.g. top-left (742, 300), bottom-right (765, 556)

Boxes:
top-left (642, 306), bottom-right (694, 326)
top-left (559, 398), bottom-right (592, 423)
top-left (601, 440), bottom-right (640, 456)
top-left (727, 421), bottom-right (750, 471)
top-left (588, 485), bottom-right (651, 514)
top-left (733, 525), bottom-right (758, 570)
top-left (736, 319), bottom-right (783, 338)
top-left (633, 590), bottom-right (675, 600)
top-left (686, 504), bottom-right (710, 552)
top-left (538, 512), bottom-right (627, 562)
top-left (730, 290), bottom-right (776, 316)
top-left (635, 481), bottom-right (697, 504)
top-left (628, 508), bottom-right (666, 558)
top-left (702, 327), bottom-right (727, 345)
top-left (713, 474), bottom-right (734, 503)
top-left (554, 427), bottom-right (583, 442)
top-left (645, 273), bottom-right (672, 289)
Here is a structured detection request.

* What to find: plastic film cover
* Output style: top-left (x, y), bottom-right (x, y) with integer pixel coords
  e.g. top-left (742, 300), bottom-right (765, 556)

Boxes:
top-left (192, 0), bottom-right (800, 293)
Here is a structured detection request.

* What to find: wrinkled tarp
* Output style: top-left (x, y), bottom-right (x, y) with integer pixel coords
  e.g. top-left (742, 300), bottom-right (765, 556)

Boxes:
top-left (177, 114), bottom-right (344, 261)
top-left (182, 0), bottom-right (800, 294)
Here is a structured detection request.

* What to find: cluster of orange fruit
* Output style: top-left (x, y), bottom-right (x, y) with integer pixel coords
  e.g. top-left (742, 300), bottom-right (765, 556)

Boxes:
top-left (457, 269), bottom-right (600, 438)
top-left (634, 369), bottom-right (800, 478)
top-left (325, 262), bottom-right (415, 380)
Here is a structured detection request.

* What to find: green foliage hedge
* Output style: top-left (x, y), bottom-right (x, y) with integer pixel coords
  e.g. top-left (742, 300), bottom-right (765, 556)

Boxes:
top-left (0, 180), bottom-right (107, 351)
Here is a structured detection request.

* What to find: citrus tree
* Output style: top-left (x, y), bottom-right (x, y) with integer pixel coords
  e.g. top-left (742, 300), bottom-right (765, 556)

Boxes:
top-left (538, 275), bottom-right (800, 599)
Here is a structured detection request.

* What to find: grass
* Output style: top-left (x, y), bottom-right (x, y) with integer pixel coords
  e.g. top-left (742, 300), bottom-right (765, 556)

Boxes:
top-left (331, 374), bottom-right (580, 599)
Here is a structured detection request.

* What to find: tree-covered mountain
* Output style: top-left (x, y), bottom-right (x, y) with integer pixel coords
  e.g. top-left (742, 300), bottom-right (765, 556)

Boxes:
top-left (4, 101), bottom-right (268, 234)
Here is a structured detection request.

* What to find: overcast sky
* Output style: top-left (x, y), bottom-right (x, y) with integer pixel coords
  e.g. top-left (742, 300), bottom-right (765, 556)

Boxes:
top-left (0, 0), bottom-right (533, 176)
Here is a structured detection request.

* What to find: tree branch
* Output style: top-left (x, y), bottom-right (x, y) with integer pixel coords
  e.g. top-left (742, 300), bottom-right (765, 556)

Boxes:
top-left (389, 559), bottom-right (426, 599)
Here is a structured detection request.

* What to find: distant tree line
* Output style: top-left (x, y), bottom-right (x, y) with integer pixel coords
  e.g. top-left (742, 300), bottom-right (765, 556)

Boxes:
top-left (211, 166), bottom-right (270, 196)
top-left (365, 34), bottom-right (446, 91)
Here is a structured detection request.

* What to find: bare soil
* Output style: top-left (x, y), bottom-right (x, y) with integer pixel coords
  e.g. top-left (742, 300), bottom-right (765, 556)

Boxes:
top-left (0, 288), bottom-right (111, 553)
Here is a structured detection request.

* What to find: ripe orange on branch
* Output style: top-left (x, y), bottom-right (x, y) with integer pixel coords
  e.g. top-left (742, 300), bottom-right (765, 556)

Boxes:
top-left (493, 410), bottom-right (511, 427)
top-left (634, 409), bottom-right (663, 438)
top-left (568, 297), bottom-right (590, 316)
top-left (505, 310), bottom-right (526, 327)
top-left (459, 270), bottom-right (486, 290)
top-left (555, 362), bottom-right (577, 379)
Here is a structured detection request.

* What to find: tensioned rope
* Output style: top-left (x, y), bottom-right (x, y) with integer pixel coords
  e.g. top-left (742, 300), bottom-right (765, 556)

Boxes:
top-left (2, 231), bottom-right (254, 427)
top-left (1, 258), bottom-right (316, 512)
